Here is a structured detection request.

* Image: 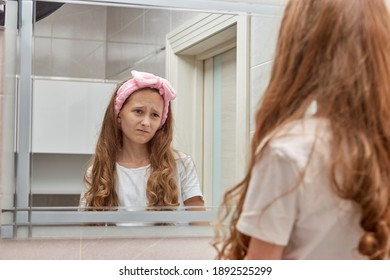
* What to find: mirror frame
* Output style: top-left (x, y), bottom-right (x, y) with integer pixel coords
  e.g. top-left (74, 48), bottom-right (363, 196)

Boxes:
top-left (3, 0), bottom-right (283, 238)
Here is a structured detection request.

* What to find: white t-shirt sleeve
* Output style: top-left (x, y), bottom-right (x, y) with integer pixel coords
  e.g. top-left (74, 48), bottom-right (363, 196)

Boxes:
top-left (177, 154), bottom-right (203, 202)
top-left (237, 146), bottom-right (301, 246)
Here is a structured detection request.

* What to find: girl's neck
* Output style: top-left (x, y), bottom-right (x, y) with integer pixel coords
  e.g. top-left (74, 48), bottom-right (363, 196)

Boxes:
top-left (117, 145), bottom-right (150, 168)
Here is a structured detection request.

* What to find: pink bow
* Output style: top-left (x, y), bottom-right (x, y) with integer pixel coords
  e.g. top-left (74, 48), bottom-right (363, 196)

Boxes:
top-left (115, 70), bottom-right (176, 127)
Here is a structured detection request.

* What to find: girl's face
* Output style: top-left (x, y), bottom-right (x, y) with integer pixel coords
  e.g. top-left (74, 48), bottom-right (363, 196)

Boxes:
top-left (117, 88), bottom-right (164, 146)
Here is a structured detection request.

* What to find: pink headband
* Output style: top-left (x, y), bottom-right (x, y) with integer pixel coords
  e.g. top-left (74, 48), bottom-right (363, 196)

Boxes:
top-left (114, 70), bottom-right (176, 127)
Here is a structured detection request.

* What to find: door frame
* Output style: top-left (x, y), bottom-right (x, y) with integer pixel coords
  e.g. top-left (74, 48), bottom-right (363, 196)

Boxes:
top-left (166, 13), bottom-right (250, 205)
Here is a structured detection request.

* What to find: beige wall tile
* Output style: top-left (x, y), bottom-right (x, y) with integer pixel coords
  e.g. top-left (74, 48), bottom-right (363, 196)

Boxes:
top-left (0, 237), bottom-right (215, 260)
top-left (250, 61), bottom-right (273, 131)
top-left (0, 239), bottom-right (81, 259)
top-left (250, 15), bottom-right (281, 67)
top-left (81, 237), bottom-right (215, 260)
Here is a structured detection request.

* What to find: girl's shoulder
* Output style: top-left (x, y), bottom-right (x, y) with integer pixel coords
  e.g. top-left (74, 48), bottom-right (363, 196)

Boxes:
top-left (261, 117), bottom-right (332, 167)
top-left (85, 165), bottom-right (93, 178)
top-left (270, 117), bottom-right (331, 148)
top-left (173, 150), bottom-right (191, 161)
top-left (173, 150), bottom-right (195, 171)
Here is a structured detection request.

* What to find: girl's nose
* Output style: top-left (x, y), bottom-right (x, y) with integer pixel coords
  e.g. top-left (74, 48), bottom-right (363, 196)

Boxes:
top-left (141, 116), bottom-right (150, 127)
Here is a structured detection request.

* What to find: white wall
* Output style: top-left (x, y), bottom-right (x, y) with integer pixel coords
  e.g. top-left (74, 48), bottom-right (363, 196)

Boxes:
top-left (34, 4), bottom-right (108, 79)
top-left (249, 14), bottom-right (282, 138)
top-left (33, 3), bottom-right (201, 80)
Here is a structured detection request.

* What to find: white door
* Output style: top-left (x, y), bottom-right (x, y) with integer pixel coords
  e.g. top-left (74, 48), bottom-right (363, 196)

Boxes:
top-left (203, 47), bottom-right (238, 206)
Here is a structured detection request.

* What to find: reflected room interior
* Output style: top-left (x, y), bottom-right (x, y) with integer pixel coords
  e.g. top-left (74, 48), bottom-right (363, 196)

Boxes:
top-left (30, 2), bottom-right (205, 208)
top-left (0, 0), bottom-right (284, 243)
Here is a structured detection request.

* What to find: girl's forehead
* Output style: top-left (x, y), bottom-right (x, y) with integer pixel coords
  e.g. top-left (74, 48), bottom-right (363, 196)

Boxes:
top-left (126, 89), bottom-right (164, 108)
top-left (133, 87), bottom-right (160, 95)
top-left (129, 89), bottom-right (162, 101)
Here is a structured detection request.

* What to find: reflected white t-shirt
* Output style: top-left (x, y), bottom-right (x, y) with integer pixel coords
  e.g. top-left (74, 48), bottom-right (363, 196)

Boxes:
top-left (80, 151), bottom-right (203, 209)
top-left (237, 118), bottom-right (365, 259)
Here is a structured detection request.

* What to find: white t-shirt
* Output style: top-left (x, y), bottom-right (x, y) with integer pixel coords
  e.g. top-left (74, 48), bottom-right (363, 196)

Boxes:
top-left (237, 117), bottom-right (365, 259)
top-left (80, 151), bottom-right (203, 209)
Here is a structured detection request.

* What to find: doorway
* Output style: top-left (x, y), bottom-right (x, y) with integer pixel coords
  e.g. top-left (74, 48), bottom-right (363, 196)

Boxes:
top-left (166, 13), bottom-right (250, 206)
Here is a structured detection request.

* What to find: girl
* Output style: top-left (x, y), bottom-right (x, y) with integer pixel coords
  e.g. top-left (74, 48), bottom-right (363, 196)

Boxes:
top-left (80, 70), bottom-right (204, 220)
top-left (214, 0), bottom-right (390, 259)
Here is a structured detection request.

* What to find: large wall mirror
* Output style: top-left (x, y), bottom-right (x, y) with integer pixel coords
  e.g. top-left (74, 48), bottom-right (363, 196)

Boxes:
top-left (0, 0), bottom-right (284, 238)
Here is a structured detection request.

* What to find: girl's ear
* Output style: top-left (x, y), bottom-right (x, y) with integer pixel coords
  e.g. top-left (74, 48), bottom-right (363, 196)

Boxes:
top-left (117, 115), bottom-right (122, 126)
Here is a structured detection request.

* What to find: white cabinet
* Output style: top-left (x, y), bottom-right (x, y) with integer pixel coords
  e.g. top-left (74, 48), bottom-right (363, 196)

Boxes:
top-left (32, 78), bottom-right (117, 154)
top-left (31, 154), bottom-right (91, 194)
top-left (31, 78), bottom-right (118, 195)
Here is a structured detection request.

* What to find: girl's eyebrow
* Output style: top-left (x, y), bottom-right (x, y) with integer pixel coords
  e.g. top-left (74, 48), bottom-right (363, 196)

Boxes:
top-left (131, 104), bottom-right (162, 114)
top-left (151, 107), bottom-right (162, 112)
top-left (132, 103), bottom-right (145, 107)
top-left (130, 105), bottom-right (145, 109)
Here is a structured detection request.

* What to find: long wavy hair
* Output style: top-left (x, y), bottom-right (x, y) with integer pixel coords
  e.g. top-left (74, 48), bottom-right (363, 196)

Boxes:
top-left (214, 0), bottom-right (390, 260)
top-left (83, 84), bottom-right (179, 209)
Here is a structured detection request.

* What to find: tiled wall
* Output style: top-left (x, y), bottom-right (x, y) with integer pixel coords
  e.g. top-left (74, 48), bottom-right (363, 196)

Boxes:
top-left (34, 4), bottom-right (108, 79)
top-left (249, 14), bottom-right (282, 138)
top-left (106, 8), bottom-right (201, 79)
top-left (0, 237), bottom-right (215, 259)
top-left (33, 3), bottom-right (201, 80)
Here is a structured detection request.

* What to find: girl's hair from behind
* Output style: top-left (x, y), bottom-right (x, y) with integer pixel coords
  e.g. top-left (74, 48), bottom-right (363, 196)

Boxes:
top-left (214, 0), bottom-right (390, 260)
top-left (83, 84), bottom-right (179, 210)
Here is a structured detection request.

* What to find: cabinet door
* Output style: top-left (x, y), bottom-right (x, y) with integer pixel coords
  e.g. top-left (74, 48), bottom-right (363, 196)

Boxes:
top-left (32, 79), bottom-right (117, 154)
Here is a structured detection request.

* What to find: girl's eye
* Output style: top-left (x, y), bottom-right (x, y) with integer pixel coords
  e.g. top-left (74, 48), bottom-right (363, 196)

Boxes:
top-left (152, 113), bottom-right (160, 118)
top-left (134, 109), bottom-right (142, 114)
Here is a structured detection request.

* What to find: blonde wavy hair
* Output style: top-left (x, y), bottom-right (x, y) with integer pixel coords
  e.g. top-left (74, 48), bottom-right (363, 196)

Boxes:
top-left (83, 84), bottom-right (179, 209)
top-left (214, 0), bottom-right (390, 260)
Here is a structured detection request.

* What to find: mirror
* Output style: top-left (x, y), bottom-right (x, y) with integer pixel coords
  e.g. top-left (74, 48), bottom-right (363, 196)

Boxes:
top-left (0, 0), bottom-right (284, 237)
top-left (30, 1), bottom-right (208, 208)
